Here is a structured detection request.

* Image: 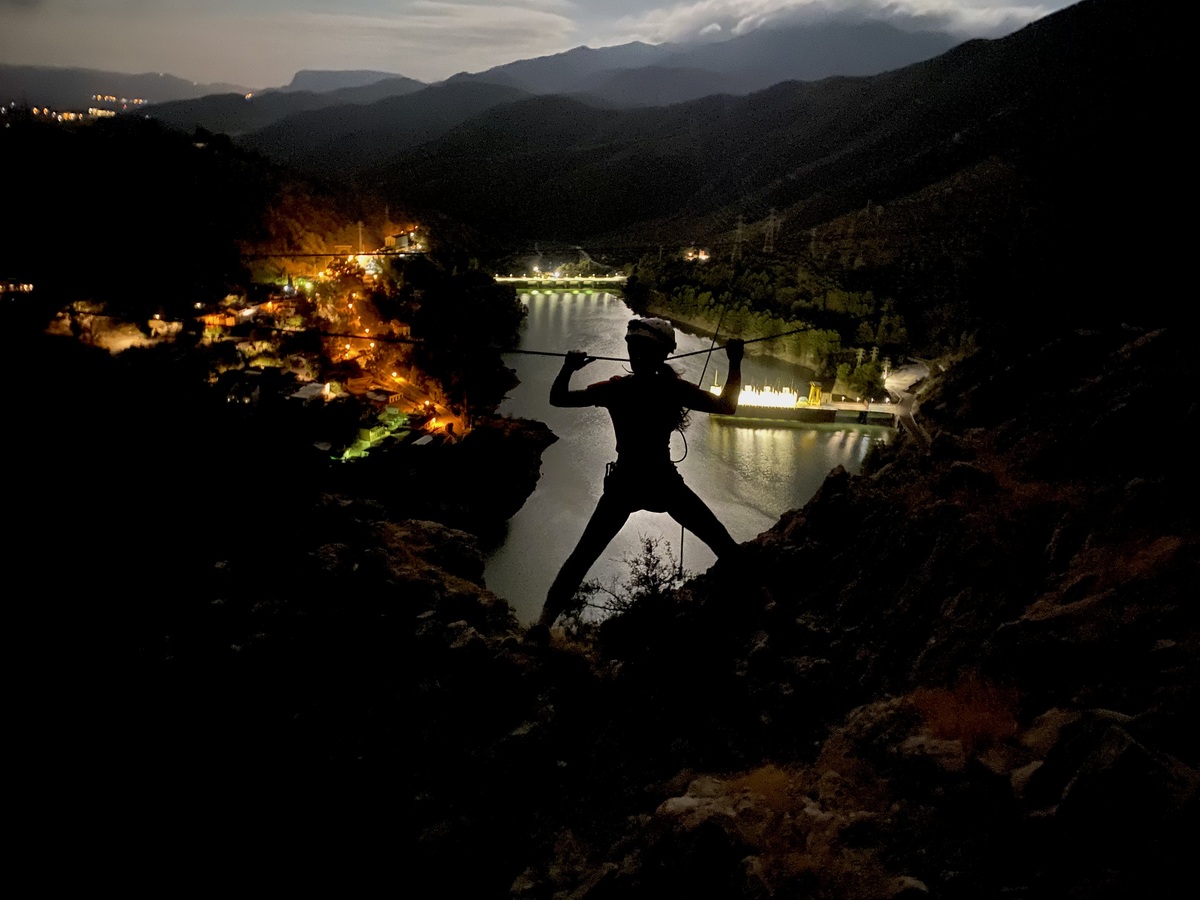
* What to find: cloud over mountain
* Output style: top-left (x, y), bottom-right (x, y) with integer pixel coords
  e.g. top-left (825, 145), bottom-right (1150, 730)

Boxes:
top-left (608, 0), bottom-right (1069, 44)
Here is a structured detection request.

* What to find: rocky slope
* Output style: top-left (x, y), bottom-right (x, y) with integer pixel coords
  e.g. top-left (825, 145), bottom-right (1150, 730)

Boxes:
top-left (413, 322), bottom-right (1197, 898)
top-left (13, 321), bottom-right (1193, 896)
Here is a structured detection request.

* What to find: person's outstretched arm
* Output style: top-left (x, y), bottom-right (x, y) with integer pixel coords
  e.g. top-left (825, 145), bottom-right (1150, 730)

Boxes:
top-left (686, 339), bottom-right (744, 414)
top-left (549, 351), bottom-right (596, 407)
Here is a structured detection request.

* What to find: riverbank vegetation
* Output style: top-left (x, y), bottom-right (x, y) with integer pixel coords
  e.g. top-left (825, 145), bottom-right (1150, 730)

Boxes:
top-left (624, 249), bottom-right (907, 393)
top-left (400, 257), bottom-right (525, 423)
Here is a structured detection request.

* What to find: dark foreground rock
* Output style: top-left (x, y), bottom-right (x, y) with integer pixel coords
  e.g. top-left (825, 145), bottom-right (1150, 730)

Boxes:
top-left (328, 414), bottom-right (558, 538)
top-left (12, 326), bottom-right (1195, 898)
top-left (409, 324), bottom-right (1196, 898)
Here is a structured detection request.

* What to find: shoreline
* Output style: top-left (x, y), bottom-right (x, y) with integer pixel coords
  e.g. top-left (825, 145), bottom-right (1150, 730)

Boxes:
top-left (643, 300), bottom-right (825, 376)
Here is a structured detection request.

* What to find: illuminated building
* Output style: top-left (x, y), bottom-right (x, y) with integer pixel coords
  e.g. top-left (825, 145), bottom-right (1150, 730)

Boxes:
top-left (708, 379), bottom-right (837, 422)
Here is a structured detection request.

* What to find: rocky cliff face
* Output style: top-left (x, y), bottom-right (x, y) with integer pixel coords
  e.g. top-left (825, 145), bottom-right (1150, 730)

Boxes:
top-left (413, 324), bottom-right (1197, 898)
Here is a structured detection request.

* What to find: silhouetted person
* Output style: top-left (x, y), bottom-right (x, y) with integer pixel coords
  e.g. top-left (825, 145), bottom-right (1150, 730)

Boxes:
top-left (536, 317), bottom-right (744, 628)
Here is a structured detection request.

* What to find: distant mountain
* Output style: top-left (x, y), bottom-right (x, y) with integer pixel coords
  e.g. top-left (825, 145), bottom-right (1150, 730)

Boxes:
top-left (222, 17), bottom-right (966, 169)
top-left (449, 19), bottom-right (960, 107)
top-left (142, 75), bottom-right (427, 136)
top-left (445, 41), bottom-right (674, 94)
top-left (239, 81), bottom-right (530, 171)
top-left (276, 70), bottom-right (404, 93)
top-left (0, 64), bottom-right (248, 109)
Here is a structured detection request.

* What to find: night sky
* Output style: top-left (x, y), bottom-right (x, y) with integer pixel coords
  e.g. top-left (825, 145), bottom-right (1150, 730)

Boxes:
top-left (1, 0), bottom-right (1075, 90)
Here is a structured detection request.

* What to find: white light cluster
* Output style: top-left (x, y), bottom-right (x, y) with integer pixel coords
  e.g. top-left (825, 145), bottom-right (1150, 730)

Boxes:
top-left (709, 385), bottom-right (804, 409)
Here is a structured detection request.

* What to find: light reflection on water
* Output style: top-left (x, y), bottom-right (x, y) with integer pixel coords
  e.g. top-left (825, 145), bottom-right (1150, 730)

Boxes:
top-left (485, 292), bottom-right (891, 622)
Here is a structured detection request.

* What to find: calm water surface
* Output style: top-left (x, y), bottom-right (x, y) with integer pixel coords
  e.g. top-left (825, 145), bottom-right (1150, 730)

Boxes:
top-left (485, 292), bottom-right (890, 622)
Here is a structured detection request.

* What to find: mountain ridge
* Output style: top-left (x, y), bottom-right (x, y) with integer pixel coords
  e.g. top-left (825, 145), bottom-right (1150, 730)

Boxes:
top-left (129, 15), bottom-right (970, 137)
top-left (435, 19), bottom-right (961, 105)
top-left (277, 69), bottom-right (406, 93)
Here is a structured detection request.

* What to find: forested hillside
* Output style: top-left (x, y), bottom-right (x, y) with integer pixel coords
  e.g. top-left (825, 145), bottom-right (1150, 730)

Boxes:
top-left (369, 0), bottom-right (1170, 356)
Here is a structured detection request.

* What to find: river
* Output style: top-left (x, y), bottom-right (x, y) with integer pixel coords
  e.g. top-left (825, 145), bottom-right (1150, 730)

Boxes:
top-left (484, 291), bottom-right (892, 623)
